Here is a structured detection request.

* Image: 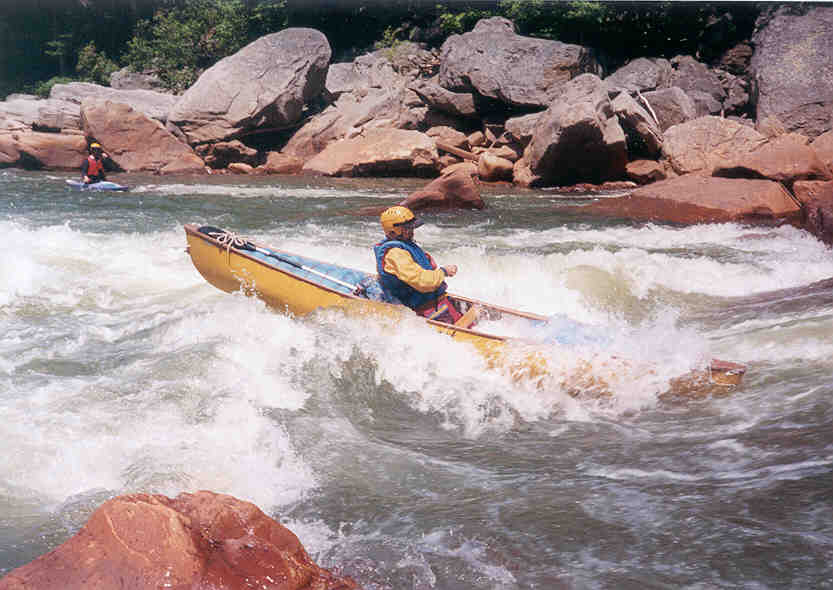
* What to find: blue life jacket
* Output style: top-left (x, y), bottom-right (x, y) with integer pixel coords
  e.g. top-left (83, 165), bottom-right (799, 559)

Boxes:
top-left (374, 239), bottom-right (446, 309)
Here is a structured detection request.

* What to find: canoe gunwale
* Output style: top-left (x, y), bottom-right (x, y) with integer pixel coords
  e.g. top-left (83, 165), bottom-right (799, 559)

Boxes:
top-left (185, 224), bottom-right (515, 341)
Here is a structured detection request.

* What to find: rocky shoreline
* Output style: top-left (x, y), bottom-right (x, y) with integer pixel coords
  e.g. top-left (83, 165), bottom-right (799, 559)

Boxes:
top-left (2, 8), bottom-right (833, 244)
top-left (2, 7), bottom-right (833, 587)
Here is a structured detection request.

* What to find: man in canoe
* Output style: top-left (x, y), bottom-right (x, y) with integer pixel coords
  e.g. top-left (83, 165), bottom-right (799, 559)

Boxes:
top-left (375, 205), bottom-right (461, 323)
top-left (81, 142), bottom-right (109, 184)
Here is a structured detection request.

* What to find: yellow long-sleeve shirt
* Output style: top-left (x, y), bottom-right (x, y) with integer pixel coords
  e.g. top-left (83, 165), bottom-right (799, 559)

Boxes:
top-left (382, 247), bottom-right (447, 293)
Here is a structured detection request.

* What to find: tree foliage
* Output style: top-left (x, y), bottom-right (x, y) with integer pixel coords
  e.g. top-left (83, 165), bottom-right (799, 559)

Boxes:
top-left (0, 0), bottom-right (761, 98)
top-left (76, 43), bottom-right (119, 86)
top-left (124, 0), bottom-right (288, 93)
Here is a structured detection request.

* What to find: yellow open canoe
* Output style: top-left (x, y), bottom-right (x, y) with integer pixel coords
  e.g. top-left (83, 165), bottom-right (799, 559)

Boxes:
top-left (184, 224), bottom-right (745, 397)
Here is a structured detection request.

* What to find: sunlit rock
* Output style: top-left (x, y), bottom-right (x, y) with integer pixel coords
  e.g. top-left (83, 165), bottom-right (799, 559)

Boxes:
top-left (302, 128), bottom-right (438, 177)
top-left (0, 491), bottom-right (358, 590)
top-left (168, 29), bottom-right (331, 145)
top-left (576, 175), bottom-right (800, 224)
top-left (81, 99), bottom-right (204, 174)
top-left (400, 162), bottom-right (484, 210)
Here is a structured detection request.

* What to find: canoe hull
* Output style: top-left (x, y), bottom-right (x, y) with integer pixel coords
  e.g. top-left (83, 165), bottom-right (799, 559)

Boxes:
top-left (184, 224), bottom-right (745, 397)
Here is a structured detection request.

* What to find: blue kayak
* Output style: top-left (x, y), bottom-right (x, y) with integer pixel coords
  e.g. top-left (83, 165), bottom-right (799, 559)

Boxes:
top-left (66, 179), bottom-right (129, 191)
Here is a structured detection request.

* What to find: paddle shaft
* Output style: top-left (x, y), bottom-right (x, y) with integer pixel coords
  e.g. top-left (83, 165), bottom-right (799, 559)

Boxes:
top-left (250, 246), bottom-right (359, 291)
top-left (198, 226), bottom-right (361, 292)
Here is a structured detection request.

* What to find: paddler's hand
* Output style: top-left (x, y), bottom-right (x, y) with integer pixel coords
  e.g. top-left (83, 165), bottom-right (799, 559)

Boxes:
top-left (442, 265), bottom-right (458, 277)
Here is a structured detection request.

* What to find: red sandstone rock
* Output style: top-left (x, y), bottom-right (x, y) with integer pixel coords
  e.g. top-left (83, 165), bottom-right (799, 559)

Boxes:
top-left (158, 153), bottom-right (209, 175)
top-left (302, 129), bottom-right (439, 177)
top-left (663, 115), bottom-right (767, 175)
top-left (811, 130), bottom-right (833, 172)
top-left (793, 180), bottom-right (833, 245)
top-left (0, 131), bottom-right (87, 169)
top-left (0, 491), bottom-right (358, 590)
top-left (400, 162), bottom-right (484, 210)
top-left (256, 152), bottom-right (304, 174)
top-left (713, 133), bottom-right (832, 187)
top-left (625, 159), bottom-right (668, 184)
top-left (81, 99), bottom-right (205, 174)
top-left (577, 175), bottom-right (801, 224)
top-left (477, 152), bottom-right (514, 182)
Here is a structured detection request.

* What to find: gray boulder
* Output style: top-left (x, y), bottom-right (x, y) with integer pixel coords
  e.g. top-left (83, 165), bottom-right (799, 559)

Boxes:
top-left (641, 87), bottom-right (698, 132)
top-left (50, 82), bottom-right (176, 123)
top-left (109, 67), bottom-right (165, 91)
top-left (168, 28), bottom-right (331, 145)
top-left (504, 112), bottom-right (543, 146)
top-left (439, 17), bottom-right (600, 109)
top-left (662, 115), bottom-right (767, 175)
top-left (604, 57), bottom-right (673, 93)
top-left (751, 5), bottom-right (833, 138)
top-left (0, 95), bottom-right (81, 130)
top-left (611, 92), bottom-right (663, 158)
top-left (409, 81), bottom-right (478, 119)
top-left (283, 49), bottom-right (430, 160)
top-left (514, 74), bottom-right (627, 186)
top-left (669, 55), bottom-right (727, 108)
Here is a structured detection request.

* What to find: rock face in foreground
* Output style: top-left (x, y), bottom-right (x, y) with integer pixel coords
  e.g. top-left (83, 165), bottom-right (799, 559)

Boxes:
top-left (168, 28), bottom-right (331, 145)
top-left (0, 491), bottom-right (357, 590)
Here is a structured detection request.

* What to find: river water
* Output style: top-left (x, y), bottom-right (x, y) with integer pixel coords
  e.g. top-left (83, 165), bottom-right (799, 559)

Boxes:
top-left (1, 169), bottom-right (831, 589)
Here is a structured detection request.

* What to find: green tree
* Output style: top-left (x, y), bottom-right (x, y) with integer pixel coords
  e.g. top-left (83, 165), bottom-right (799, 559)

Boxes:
top-left (124, 0), bottom-right (287, 93)
top-left (76, 42), bottom-right (119, 86)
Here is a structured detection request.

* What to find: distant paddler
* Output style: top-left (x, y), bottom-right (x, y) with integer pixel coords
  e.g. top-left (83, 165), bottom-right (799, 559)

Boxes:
top-left (374, 206), bottom-right (461, 324)
top-left (81, 142), bottom-right (110, 184)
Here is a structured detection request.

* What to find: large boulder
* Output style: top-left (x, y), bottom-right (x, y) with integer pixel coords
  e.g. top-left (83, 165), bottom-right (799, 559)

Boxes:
top-left (0, 491), bottom-right (357, 590)
top-left (713, 133), bottom-right (832, 187)
top-left (0, 131), bottom-right (87, 169)
top-left (283, 49), bottom-right (429, 161)
top-left (50, 82), bottom-right (176, 123)
top-left (811, 130), bottom-right (833, 171)
top-left (81, 99), bottom-right (205, 174)
top-left (513, 74), bottom-right (627, 187)
top-left (168, 28), bottom-right (331, 145)
top-left (409, 81), bottom-right (479, 119)
top-left (662, 116), bottom-right (768, 175)
top-left (302, 128), bottom-right (438, 177)
top-left (503, 112), bottom-right (543, 146)
top-left (578, 175), bottom-right (801, 224)
top-left (254, 151), bottom-right (304, 174)
top-left (0, 96), bottom-right (81, 131)
top-left (668, 55), bottom-right (727, 114)
top-left (400, 162), bottom-right (484, 210)
top-left (604, 57), bottom-right (674, 93)
top-left (610, 91), bottom-right (663, 158)
top-left (640, 87), bottom-right (697, 132)
top-left (439, 17), bottom-right (600, 109)
top-left (751, 5), bottom-right (833, 138)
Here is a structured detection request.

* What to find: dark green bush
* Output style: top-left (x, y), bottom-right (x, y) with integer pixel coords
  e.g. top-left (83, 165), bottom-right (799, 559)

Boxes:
top-left (34, 76), bottom-right (76, 98)
top-left (76, 42), bottom-right (119, 86)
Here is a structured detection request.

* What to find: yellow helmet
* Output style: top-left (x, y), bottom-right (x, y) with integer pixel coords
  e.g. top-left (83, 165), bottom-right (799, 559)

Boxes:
top-left (380, 206), bottom-right (422, 237)
top-left (90, 142), bottom-right (102, 150)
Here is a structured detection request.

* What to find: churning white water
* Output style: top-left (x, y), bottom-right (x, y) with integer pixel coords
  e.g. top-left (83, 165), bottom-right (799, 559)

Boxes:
top-left (1, 170), bottom-right (832, 589)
